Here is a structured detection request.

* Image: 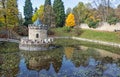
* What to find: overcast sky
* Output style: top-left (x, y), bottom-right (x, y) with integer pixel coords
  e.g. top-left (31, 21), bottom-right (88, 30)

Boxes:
top-left (18, 0), bottom-right (120, 17)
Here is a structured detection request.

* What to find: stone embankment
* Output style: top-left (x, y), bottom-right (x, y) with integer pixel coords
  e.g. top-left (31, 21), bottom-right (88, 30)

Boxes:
top-left (0, 36), bottom-right (120, 48)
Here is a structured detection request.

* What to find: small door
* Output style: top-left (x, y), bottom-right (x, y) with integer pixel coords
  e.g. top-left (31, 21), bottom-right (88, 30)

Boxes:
top-left (36, 34), bottom-right (39, 38)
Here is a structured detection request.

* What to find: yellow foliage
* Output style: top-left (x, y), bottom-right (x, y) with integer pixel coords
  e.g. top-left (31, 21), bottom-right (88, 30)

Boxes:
top-left (90, 15), bottom-right (95, 21)
top-left (64, 47), bottom-right (74, 59)
top-left (65, 13), bottom-right (76, 27)
top-left (32, 13), bottom-right (38, 22)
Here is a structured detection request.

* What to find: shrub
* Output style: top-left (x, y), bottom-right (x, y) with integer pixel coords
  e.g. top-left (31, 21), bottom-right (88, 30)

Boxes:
top-left (47, 29), bottom-right (55, 36)
top-left (74, 27), bottom-right (83, 36)
top-left (13, 26), bottom-right (28, 36)
top-left (107, 17), bottom-right (120, 25)
top-left (85, 18), bottom-right (99, 28)
top-left (62, 26), bottom-right (71, 32)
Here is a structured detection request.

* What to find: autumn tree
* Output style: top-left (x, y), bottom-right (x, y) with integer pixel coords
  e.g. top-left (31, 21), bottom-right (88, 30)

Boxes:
top-left (53, 0), bottom-right (65, 27)
top-left (24, 0), bottom-right (33, 26)
top-left (73, 2), bottom-right (89, 26)
top-left (32, 5), bottom-right (44, 22)
top-left (0, 0), bottom-right (6, 26)
top-left (65, 13), bottom-right (75, 27)
top-left (6, 0), bottom-right (19, 26)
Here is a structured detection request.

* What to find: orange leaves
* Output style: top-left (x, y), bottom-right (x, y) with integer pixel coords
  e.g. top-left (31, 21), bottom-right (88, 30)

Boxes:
top-left (65, 13), bottom-right (76, 27)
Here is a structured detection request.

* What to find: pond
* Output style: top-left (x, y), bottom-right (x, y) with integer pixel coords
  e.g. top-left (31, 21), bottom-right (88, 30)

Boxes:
top-left (0, 45), bottom-right (120, 77)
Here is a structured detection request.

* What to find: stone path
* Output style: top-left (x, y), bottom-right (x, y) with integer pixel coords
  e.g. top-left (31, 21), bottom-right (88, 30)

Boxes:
top-left (53, 36), bottom-right (120, 48)
top-left (0, 38), bottom-right (20, 43)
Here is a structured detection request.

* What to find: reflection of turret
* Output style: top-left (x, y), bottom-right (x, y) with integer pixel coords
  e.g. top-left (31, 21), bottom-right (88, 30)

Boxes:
top-left (28, 56), bottom-right (51, 71)
top-left (21, 48), bottom-right (64, 72)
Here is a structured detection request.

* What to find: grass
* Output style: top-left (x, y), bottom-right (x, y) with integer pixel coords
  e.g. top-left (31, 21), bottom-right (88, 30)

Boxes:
top-left (80, 29), bottom-right (120, 43)
top-left (51, 28), bottom-right (120, 43)
top-left (54, 39), bottom-right (120, 55)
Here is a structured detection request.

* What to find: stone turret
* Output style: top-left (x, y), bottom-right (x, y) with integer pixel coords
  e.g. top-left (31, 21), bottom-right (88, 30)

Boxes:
top-left (19, 18), bottom-right (54, 51)
top-left (28, 19), bottom-right (48, 41)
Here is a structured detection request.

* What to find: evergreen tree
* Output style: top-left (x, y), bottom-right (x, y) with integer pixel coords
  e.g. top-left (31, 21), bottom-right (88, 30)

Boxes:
top-left (6, 0), bottom-right (19, 26)
top-left (44, 0), bottom-right (51, 6)
top-left (24, 0), bottom-right (33, 26)
top-left (43, 0), bottom-right (55, 27)
top-left (53, 0), bottom-right (65, 27)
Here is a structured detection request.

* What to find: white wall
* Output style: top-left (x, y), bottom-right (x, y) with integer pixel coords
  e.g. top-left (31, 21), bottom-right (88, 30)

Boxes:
top-left (79, 22), bottom-right (120, 32)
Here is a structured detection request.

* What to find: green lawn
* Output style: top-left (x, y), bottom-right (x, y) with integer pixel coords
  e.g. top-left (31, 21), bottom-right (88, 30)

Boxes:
top-left (80, 29), bottom-right (120, 43)
top-left (51, 28), bottom-right (120, 44)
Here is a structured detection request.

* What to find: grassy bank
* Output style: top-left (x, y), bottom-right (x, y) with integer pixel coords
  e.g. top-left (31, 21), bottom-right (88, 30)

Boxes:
top-left (54, 39), bottom-right (120, 55)
top-left (0, 42), bottom-right (19, 53)
top-left (51, 28), bottom-right (120, 43)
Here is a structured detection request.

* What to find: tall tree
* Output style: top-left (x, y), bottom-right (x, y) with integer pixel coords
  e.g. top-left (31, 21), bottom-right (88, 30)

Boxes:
top-left (32, 5), bottom-right (44, 22)
top-left (73, 2), bottom-right (88, 26)
top-left (6, 0), bottom-right (19, 26)
top-left (53, 0), bottom-right (65, 27)
top-left (0, 0), bottom-right (7, 27)
top-left (24, 0), bottom-right (33, 26)
top-left (43, 0), bottom-right (55, 27)
top-left (43, 5), bottom-right (55, 27)
top-left (44, 0), bottom-right (51, 6)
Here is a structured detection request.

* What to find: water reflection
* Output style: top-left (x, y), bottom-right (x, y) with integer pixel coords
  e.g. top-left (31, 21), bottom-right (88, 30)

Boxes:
top-left (18, 56), bottom-right (120, 77)
top-left (0, 53), bottom-right (20, 77)
top-left (0, 47), bottom-right (120, 77)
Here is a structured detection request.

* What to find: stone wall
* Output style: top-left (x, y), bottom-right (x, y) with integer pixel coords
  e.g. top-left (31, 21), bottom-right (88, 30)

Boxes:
top-left (79, 22), bottom-right (120, 32)
top-left (29, 28), bottom-right (47, 41)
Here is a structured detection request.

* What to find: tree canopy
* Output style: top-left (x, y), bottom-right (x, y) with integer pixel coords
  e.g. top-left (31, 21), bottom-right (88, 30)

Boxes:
top-left (65, 13), bottom-right (76, 27)
top-left (53, 0), bottom-right (65, 27)
top-left (24, 0), bottom-right (33, 26)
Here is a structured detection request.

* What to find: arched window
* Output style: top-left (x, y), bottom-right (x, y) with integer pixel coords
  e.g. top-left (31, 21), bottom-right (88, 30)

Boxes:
top-left (36, 34), bottom-right (39, 38)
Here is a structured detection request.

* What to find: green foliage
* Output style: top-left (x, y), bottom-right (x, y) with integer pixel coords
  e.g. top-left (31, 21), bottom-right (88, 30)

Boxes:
top-left (73, 2), bottom-right (89, 25)
top-left (13, 26), bottom-right (28, 36)
top-left (0, 42), bottom-right (19, 53)
top-left (6, 0), bottom-right (19, 26)
top-left (74, 27), bottom-right (83, 36)
top-left (44, 0), bottom-right (51, 6)
top-left (62, 26), bottom-right (71, 32)
top-left (0, 21), bottom-right (4, 27)
top-left (53, 0), bottom-right (65, 27)
top-left (107, 16), bottom-right (120, 25)
top-left (43, 5), bottom-right (55, 26)
top-left (32, 5), bottom-right (44, 22)
top-left (24, 0), bottom-right (33, 26)
top-left (85, 18), bottom-right (99, 28)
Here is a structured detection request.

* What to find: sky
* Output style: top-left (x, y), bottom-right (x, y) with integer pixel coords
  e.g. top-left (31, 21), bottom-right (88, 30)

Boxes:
top-left (17, 0), bottom-right (93, 17)
top-left (18, 0), bottom-right (120, 17)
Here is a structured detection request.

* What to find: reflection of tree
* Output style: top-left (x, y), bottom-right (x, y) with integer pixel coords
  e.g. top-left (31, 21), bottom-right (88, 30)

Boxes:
top-left (21, 48), bottom-right (64, 72)
top-left (71, 48), bottom-right (101, 67)
top-left (64, 47), bottom-right (74, 59)
top-left (0, 53), bottom-right (20, 77)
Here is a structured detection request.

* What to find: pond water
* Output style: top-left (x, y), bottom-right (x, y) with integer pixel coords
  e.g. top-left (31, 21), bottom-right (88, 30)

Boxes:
top-left (0, 46), bottom-right (120, 77)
